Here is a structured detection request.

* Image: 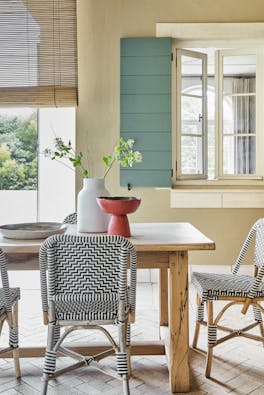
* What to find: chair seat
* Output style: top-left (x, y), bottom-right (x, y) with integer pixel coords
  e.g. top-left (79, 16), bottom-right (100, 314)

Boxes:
top-left (192, 272), bottom-right (264, 301)
top-left (0, 287), bottom-right (20, 315)
top-left (54, 294), bottom-right (130, 322)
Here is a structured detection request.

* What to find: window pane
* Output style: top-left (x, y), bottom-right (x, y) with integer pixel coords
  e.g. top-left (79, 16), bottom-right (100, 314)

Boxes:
top-left (223, 55), bottom-right (256, 94)
top-left (181, 96), bottom-right (203, 134)
top-left (182, 76), bottom-right (203, 91)
top-left (0, 108), bottom-right (37, 190)
top-left (181, 55), bottom-right (202, 82)
top-left (223, 95), bottom-right (256, 134)
top-left (223, 135), bottom-right (256, 174)
top-left (181, 136), bottom-right (203, 174)
top-left (0, 107), bottom-right (38, 222)
top-left (38, 108), bottom-right (76, 222)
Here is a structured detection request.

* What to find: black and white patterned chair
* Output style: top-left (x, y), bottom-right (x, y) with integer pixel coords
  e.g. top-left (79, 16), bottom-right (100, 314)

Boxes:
top-left (192, 218), bottom-right (264, 377)
top-left (63, 212), bottom-right (77, 224)
top-left (39, 234), bottom-right (137, 395)
top-left (0, 248), bottom-right (21, 378)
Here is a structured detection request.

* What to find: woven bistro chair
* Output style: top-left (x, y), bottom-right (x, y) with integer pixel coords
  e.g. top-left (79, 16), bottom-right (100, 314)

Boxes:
top-left (39, 234), bottom-right (137, 395)
top-left (192, 218), bottom-right (264, 377)
top-left (63, 212), bottom-right (77, 225)
top-left (0, 248), bottom-right (21, 378)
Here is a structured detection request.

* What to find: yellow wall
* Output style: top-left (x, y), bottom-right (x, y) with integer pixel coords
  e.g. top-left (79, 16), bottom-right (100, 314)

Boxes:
top-left (76, 0), bottom-right (264, 265)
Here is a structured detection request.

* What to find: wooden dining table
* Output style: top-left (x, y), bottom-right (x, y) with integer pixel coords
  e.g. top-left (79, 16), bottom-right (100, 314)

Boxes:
top-left (0, 222), bottom-right (215, 393)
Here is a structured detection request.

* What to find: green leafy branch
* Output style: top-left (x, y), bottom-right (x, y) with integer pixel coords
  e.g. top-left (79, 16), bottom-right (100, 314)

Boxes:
top-left (43, 138), bottom-right (89, 178)
top-left (103, 137), bottom-right (142, 178)
top-left (44, 137), bottom-right (142, 179)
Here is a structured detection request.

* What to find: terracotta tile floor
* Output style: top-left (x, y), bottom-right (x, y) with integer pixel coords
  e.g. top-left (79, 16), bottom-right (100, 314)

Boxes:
top-left (0, 268), bottom-right (263, 394)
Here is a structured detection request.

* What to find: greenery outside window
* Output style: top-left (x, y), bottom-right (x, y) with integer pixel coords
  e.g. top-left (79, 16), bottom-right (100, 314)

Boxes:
top-left (0, 107), bottom-right (75, 224)
top-left (0, 108), bottom-right (37, 190)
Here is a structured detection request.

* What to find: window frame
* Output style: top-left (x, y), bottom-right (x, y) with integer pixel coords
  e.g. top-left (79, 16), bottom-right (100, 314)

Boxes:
top-left (0, 106), bottom-right (76, 223)
top-left (170, 36), bottom-right (264, 188)
top-left (176, 48), bottom-right (208, 180)
top-left (216, 47), bottom-right (263, 181)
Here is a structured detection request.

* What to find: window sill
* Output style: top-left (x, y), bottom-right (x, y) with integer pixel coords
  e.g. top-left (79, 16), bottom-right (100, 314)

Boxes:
top-left (170, 187), bottom-right (264, 208)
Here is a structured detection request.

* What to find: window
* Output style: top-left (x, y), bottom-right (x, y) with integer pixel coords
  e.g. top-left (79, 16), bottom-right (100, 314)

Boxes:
top-left (120, 29), bottom-right (264, 192)
top-left (176, 49), bottom-right (207, 179)
top-left (175, 46), bottom-right (262, 183)
top-left (0, 1), bottom-right (77, 222)
top-left (0, 107), bottom-right (75, 224)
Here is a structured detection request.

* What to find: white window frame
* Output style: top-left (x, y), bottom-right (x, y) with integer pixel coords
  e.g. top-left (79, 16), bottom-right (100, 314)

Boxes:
top-left (176, 49), bottom-right (208, 180)
top-left (176, 46), bottom-right (263, 183)
top-left (216, 48), bottom-right (264, 181)
top-left (173, 43), bottom-right (264, 185)
top-left (157, 22), bottom-right (264, 187)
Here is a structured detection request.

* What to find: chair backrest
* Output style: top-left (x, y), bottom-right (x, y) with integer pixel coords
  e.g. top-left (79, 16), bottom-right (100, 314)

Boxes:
top-left (232, 218), bottom-right (264, 274)
top-left (253, 218), bottom-right (264, 269)
top-left (63, 212), bottom-right (77, 224)
top-left (39, 234), bottom-right (137, 319)
top-left (0, 248), bottom-right (12, 312)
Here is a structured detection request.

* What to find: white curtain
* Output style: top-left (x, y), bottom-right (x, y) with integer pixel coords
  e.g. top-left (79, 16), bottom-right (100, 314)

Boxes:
top-left (232, 78), bottom-right (256, 174)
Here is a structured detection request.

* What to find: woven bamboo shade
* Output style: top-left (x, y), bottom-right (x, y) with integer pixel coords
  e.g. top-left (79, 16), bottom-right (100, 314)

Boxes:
top-left (0, 0), bottom-right (78, 107)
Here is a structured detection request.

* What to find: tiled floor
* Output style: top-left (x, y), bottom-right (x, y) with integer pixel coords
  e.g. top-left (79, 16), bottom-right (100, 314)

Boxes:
top-left (0, 268), bottom-right (264, 394)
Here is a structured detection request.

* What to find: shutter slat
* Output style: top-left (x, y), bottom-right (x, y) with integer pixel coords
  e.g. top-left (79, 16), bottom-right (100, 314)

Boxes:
top-left (121, 75), bottom-right (171, 95)
top-left (121, 132), bottom-right (171, 151)
top-left (121, 56), bottom-right (171, 76)
top-left (121, 94), bottom-right (171, 114)
top-left (121, 37), bottom-right (172, 57)
top-left (120, 170), bottom-right (171, 187)
top-left (120, 37), bottom-right (172, 188)
top-left (121, 113), bottom-right (171, 132)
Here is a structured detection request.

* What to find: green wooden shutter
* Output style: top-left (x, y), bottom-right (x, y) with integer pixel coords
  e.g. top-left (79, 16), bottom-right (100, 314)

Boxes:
top-left (120, 37), bottom-right (172, 188)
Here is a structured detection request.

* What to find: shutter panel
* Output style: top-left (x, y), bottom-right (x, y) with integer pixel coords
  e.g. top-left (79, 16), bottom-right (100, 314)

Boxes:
top-left (120, 37), bottom-right (172, 188)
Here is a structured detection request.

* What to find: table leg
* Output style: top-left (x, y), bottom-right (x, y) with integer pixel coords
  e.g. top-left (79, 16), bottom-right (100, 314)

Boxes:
top-left (168, 251), bottom-right (189, 393)
top-left (159, 268), bottom-right (168, 326)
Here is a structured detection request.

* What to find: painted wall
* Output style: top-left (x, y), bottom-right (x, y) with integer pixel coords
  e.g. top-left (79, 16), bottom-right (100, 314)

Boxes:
top-left (76, 0), bottom-right (264, 265)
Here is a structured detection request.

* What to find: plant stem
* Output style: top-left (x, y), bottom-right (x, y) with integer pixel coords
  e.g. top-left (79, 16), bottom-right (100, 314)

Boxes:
top-left (103, 158), bottom-right (116, 178)
top-left (53, 158), bottom-right (75, 172)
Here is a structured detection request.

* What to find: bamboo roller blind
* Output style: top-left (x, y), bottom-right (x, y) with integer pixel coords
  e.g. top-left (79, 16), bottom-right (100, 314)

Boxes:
top-left (0, 0), bottom-right (78, 107)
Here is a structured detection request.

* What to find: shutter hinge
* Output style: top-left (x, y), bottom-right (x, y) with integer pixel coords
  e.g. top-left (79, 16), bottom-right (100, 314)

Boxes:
top-left (175, 161), bottom-right (178, 171)
top-left (171, 168), bottom-right (173, 177)
top-left (171, 52), bottom-right (173, 62)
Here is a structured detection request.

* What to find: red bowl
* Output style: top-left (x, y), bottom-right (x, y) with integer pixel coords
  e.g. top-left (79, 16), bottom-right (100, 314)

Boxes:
top-left (96, 197), bottom-right (141, 236)
top-left (97, 197), bottom-right (141, 216)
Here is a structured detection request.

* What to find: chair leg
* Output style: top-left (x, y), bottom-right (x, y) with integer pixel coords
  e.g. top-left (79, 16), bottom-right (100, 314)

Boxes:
top-left (126, 323), bottom-right (131, 376)
top-left (41, 379), bottom-right (49, 395)
top-left (117, 322), bottom-right (130, 395)
top-left (192, 294), bottom-right (204, 349)
top-left (13, 348), bottom-right (21, 379)
top-left (42, 324), bottom-right (58, 395)
top-left (253, 306), bottom-right (264, 347)
top-left (205, 300), bottom-right (216, 378)
top-left (53, 325), bottom-right (61, 348)
top-left (122, 378), bottom-right (130, 395)
top-left (10, 302), bottom-right (21, 379)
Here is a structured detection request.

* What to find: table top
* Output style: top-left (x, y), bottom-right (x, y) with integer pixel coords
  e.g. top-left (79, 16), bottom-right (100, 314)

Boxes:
top-left (0, 222), bottom-right (215, 254)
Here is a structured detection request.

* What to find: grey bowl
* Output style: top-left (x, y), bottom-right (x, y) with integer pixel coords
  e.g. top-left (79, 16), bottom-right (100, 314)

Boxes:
top-left (0, 222), bottom-right (67, 240)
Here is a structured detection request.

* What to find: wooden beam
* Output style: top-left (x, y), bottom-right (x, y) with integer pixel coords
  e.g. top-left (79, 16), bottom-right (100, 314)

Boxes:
top-left (0, 341), bottom-right (166, 358)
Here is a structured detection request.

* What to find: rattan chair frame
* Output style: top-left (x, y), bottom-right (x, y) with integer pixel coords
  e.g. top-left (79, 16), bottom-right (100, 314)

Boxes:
top-left (0, 248), bottom-right (21, 378)
top-left (192, 219), bottom-right (264, 378)
top-left (39, 234), bottom-right (137, 395)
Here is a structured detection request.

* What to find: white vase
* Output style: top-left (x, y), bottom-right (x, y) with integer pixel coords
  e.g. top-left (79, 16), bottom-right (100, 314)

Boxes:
top-left (77, 178), bottom-right (110, 232)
